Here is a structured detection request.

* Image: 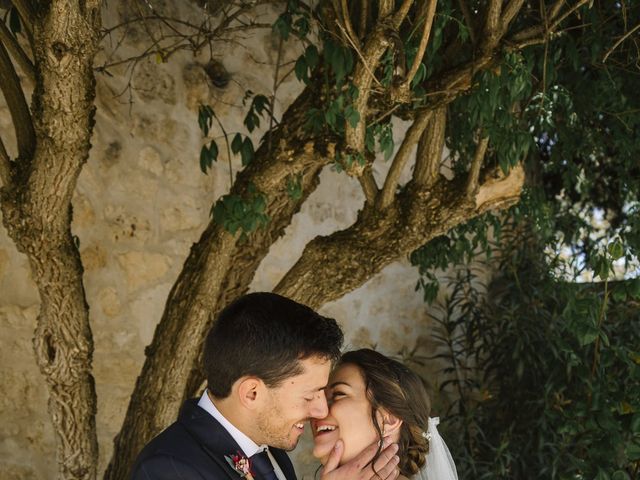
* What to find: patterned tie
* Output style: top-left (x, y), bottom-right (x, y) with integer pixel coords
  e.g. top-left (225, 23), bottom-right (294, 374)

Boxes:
top-left (250, 450), bottom-right (279, 480)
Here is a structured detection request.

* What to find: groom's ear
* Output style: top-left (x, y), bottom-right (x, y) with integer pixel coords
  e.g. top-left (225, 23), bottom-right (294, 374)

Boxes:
top-left (236, 377), bottom-right (264, 409)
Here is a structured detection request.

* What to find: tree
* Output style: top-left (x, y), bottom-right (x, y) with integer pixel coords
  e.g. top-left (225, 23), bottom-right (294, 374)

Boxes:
top-left (0, 1), bottom-right (637, 479)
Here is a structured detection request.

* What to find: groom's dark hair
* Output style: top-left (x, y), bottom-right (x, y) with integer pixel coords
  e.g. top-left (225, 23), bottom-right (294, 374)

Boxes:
top-left (203, 292), bottom-right (344, 398)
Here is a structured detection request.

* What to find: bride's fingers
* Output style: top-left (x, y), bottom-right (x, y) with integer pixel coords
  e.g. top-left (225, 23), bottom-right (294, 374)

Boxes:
top-left (323, 439), bottom-right (344, 473)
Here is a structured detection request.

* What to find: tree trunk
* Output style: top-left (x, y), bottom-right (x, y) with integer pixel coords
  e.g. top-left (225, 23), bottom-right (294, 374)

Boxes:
top-left (0, 1), bottom-right (102, 479)
top-left (104, 84), bottom-right (334, 480)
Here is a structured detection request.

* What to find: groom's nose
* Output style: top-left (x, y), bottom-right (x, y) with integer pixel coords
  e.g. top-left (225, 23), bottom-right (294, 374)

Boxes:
top-left (308, 393), bottom-right (329, 418)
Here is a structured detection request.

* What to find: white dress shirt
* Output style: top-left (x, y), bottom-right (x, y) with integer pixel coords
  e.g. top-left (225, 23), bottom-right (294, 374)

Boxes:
top-left (198, 390), bottom-right (288, 480)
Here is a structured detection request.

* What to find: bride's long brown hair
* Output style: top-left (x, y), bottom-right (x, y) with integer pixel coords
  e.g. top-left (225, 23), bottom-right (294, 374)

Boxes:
top-left (339, 349), bottom-right (431, 477)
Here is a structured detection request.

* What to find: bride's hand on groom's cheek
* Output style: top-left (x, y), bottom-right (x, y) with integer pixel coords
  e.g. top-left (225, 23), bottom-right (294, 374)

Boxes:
top-left (319, 438), bottom-right (400, 480)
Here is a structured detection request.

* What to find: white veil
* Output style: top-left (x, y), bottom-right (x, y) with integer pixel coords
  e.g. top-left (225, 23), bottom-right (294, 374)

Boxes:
top-left (413, 417), bottom-right (458, 480)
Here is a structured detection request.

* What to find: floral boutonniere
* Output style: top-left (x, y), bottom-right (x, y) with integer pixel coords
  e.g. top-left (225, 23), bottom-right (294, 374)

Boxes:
top-left (225, 452), bottom-right (254, 479)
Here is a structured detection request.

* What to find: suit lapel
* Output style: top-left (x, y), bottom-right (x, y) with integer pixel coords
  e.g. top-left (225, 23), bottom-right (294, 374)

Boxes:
top-left (178, 399), bottom-right (297, 480)
top-left (178, 399), bottom-right (247, 480)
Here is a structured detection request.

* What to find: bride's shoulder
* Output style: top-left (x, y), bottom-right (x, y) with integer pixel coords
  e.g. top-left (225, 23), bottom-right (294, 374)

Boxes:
top-left (398, 475), bottom-right (411, 480)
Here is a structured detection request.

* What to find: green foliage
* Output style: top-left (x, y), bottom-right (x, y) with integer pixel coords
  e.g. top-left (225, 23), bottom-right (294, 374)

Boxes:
top-left (198, 104), bottom-right (214, 137)
top-left (231, 133), bottom-right (254, 167)
top-left (411, 213), bottom-right (502, 302)
top-left (421, 231), bottom-right (640, 480)
top-left (243, 92), bottom-right (270, 133)
top-left (199, 140), bottom-right (218, 174)
top-left (272, 0), bottom-right (311, 40)
top-left (211, 184), bottom-right (269, 240)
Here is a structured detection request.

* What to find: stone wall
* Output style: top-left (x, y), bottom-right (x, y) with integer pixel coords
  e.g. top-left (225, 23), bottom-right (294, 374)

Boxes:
top-left (0, 2), bottom-right (464, 478)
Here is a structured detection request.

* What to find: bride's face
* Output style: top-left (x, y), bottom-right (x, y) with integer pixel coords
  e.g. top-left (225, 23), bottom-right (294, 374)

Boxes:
top-left (311, 363), bottom-right (379, 465)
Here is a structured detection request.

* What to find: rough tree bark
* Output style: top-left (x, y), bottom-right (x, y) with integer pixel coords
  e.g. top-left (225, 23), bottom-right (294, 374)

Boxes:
top-left (104, 0), bottom-right (587, 477)
top-left (0, 1), bottom-right (102, 479)
top-left (104, 81), bottom-right (336, 480)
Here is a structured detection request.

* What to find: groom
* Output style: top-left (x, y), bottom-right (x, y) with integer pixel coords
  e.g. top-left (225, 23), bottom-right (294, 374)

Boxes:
top-left (131, 292), bottom-right (399, 480)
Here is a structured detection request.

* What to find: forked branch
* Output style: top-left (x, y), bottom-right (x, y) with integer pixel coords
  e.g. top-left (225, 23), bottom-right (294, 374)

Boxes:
top-left (0, 40), bottom-right (34, 161)
top-left (359, 166), bottom-right (379, 205)
top-left (500, 0), bottom-right (526, 36)
top-left (392, 0), bottom-right (415, 29)
top-left (413, 106), bottom-right (447, 186)
top-left (0, 20), bottom-right (35, 83)
top-left (9, 0), bottom-right (35, 38)
top-left (483, 0), bottom-right (503, 49)
top-left (465, 136), bottom-right (489, 197)
top-left (378, 110), bottom-right (433, 208)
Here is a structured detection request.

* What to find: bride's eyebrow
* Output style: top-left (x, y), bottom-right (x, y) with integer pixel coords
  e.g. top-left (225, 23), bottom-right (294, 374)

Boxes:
top-left (328, 381), bottom-right (351, 389)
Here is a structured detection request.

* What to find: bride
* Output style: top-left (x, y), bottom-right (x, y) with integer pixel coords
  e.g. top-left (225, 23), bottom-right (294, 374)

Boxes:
top-left (312, 349), bottom-right (458, 480)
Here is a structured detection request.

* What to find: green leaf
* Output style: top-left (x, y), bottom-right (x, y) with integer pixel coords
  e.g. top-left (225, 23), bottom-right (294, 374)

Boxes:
top-left (625, 441), bottom-right (640, 461)
top-left (608, 240), bottom-right (624, 260)
top-left (240, 137), bottom-right (254, 166)
top-left (273, 13), bottom-right (292, 40)
top-left (253, 95), bottom-right (270, 115)
top-left (611, 471), bottom-right (630, 480)
top-left (198, 105), bottom-right (212, 136)
top-left (200, 145), bottom-right (211, 174)
top-left (295, 55), bottom-right (308, 83)
top-left (305, 45), bottom-right (319, 69)
top-left (231, 133), bottom-right (243, 154)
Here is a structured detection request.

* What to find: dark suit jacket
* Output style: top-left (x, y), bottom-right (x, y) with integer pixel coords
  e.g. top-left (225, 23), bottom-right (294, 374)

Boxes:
top-left (131, 399), bottom-right (297, 480)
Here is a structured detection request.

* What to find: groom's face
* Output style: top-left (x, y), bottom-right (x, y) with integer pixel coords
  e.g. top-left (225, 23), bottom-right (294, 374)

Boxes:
top-left (255, 355), bottom-right (331, 451)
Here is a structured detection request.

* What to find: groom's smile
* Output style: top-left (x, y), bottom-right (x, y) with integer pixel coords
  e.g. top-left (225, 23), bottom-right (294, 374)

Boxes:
top-left (255, 355), bottom-right (331, 450)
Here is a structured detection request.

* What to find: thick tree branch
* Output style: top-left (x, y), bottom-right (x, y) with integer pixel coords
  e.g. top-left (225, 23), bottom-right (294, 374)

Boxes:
top-left (378, 110), bottom-right (432, 208)
top-left (483, 0), bottom-right (503, 50)
top-left (500, 0), bottom-right (526, 36)
top-left (475, 163), bottom-right (525, 209)
top-left (465, 136), bottom-right (489, 197)
top-left (510, 0), bottom-right (589, 44)
top-left (274, 166), bottom-right (524, 309)
top-left (413, 106), bottom-right (447, 186)
top-left (0, 39), bottom-right (34, 161)
top-left (105, 84), bottom-right (335, 480)
top-left (359, 166), bottom-right (379, 205)
top-left (379, 0), bottom-right (395, 18)
top-left (345, 24), bottom-right (391, 153)
top-left (358, 0), bottom-right (368, 37)
top-left (0, 20), bottom-right (35, 84)
top-left (548, 0), bottom-right (566, 19)
top-left (392, 0), bottom-right (414, 29)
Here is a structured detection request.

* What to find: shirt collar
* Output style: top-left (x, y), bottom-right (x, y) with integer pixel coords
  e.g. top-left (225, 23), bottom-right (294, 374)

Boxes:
top-left (198, 390), bottom-right (266, 458)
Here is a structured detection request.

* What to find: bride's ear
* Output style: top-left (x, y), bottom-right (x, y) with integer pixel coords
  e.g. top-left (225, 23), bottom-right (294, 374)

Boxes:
top-left (378, 409), bottom-right (403, 437)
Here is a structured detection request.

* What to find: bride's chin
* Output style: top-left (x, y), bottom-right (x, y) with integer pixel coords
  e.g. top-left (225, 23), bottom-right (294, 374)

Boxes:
top-left (312, 445), bottom-right (332, 465)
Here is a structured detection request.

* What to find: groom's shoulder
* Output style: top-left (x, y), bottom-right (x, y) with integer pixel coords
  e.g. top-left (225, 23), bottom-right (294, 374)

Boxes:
top-left (130, 410), bottom-right (226, 479)
top-left (130, 421), bottom-right (202, 478)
